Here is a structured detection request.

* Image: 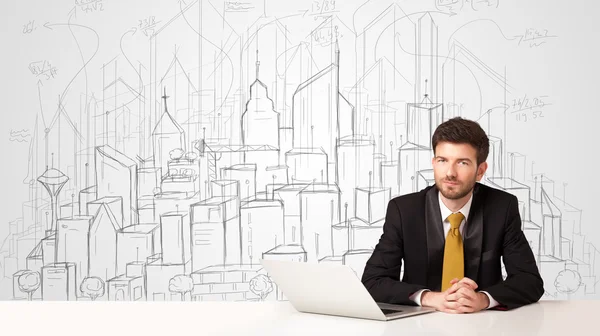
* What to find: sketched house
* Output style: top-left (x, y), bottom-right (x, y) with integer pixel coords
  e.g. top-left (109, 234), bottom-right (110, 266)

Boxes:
top-left (107, 262), bottom-right (145, 301)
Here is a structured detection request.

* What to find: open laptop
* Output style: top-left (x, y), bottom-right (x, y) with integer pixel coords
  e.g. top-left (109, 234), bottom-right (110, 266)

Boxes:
top-left (260, 259), bottom-right (436, 321)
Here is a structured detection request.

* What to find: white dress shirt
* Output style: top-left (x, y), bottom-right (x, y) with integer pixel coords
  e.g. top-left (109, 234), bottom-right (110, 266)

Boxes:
top-left (407, 192), bottom-right (500, 309)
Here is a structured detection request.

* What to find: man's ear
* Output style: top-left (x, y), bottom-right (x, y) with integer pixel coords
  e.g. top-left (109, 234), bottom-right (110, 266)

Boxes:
top-left (476, 162), bottom-right (488, 181)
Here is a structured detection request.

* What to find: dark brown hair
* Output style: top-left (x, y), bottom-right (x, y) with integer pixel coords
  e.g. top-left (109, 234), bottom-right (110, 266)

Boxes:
top-left (431, 117), bottom-right (489, 165)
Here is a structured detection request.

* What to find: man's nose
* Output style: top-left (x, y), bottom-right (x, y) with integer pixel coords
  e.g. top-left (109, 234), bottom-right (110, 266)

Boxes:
top-left (446, 165), bottom-right (457, 177)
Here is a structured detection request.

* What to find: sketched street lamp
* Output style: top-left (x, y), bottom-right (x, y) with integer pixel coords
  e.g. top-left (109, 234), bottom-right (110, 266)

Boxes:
top-left (37, 168), bottom-right (69, 235)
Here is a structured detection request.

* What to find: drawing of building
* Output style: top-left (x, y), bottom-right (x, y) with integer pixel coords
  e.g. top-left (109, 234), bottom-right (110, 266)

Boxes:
top-left (88, 204), bottom-right (119, 282)
top-left (56, 215), bottom-right (94, 296)
top-left (292, 40), bottom-right (354, 184)
top-left (37, 168), bottom-right (69, 235)
top-left (191, 264), bottom-right (265, 302)
top-left (152, 89), bottom-right (186, 177)
top-left (160, 212), bottom-right (191, 265)
top-left (240, 199), bottom-right (284, 265)
top-left (190, 196), bottom-right (241, 266)
top-left (95, 145), bottom-right (138, 227)
top-left (3, 0), bottom-right (600, 306)
top-left (241, 51), bottom-right (280, 149)
top-left (107, 262), bottom-right (146, 301)
top-left (337, 135), bottom-right (375, 218)
top-left (221, 164), bottom-right (257, 201)
top-left (116, 224), bottom-right (158, 275)
top-left (41, 262), bottom-right (77, 301)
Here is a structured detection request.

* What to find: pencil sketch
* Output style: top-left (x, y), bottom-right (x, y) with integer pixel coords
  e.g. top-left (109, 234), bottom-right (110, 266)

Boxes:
top-left (0, 0), bottom-right (597, 305)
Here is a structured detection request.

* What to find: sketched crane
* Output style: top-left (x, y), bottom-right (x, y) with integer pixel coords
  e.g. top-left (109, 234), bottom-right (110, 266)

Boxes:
top-left (194, 137), bottom-right (278, 183)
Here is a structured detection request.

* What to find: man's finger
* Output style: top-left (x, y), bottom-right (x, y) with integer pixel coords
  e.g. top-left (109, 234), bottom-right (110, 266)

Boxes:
top-left (446, 287), bottom-right (473, 301)
top-left (457, 304), bottom-right (475, 313)
top-left (457, 296), bottom-right (477, 308)
top-left (445, 280), bottom-right (471, 294)
top-left (458, 287), bottom-right (478, 301)
top-left (458, 277), bottom-right (478, 290)
top-left (443, 299), bottom-right (461, 310)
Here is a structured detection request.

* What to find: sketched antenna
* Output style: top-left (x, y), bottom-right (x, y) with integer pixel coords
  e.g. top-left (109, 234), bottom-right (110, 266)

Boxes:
top-left (37, 168), bottom-right (69, 235)
top-left (256, 49), bottom-right (260, 79)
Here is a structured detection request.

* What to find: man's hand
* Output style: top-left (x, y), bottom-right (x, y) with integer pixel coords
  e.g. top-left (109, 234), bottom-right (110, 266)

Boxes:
top-left (421, 277), bottom-right (490, 314)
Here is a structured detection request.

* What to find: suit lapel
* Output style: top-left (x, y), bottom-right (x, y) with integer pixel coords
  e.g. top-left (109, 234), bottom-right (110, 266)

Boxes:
top-left (464, 183), bottom-right (484, 282)
top-left (425, 186), bottom-right (445, 291)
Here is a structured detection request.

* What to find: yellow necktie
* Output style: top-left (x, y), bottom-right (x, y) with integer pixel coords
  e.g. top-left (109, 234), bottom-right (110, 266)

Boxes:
top-left (441, 212), bottom-right (465, 291)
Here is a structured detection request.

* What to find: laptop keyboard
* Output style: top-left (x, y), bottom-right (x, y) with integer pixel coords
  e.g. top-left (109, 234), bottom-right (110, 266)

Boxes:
top-left (381, 308), bottom-right (403, 315)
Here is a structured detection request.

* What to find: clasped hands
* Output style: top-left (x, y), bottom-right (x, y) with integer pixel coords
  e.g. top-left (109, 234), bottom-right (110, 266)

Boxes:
top-left (421, 277), bottom-right (490, 314)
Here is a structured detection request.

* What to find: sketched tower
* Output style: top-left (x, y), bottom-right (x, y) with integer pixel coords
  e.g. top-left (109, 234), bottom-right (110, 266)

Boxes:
top-left (153, 88), bottom-right (186, 177)
top-left (37, 168), bottom-right (69, 236)
top-left (292, 40), bottom-right (353, 184)
top-left (241, 50), bottom-right (280, 148)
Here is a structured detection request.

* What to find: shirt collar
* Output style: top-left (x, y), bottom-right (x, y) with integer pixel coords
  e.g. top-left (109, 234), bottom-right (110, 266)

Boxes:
top-left (438, 190), bottom-right (473, 222)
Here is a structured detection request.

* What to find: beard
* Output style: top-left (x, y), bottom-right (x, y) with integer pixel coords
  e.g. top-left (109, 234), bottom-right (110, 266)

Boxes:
top-left (437, 176), bottom-right (477, 200)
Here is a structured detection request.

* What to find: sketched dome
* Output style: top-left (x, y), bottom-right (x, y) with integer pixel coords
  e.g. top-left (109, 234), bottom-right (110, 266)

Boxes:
top-left (37, 168), bottom-right (69, 185)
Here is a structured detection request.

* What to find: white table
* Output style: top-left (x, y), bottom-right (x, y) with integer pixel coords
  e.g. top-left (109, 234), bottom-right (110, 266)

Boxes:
top-left (0, 300), bottom-right (594, 335)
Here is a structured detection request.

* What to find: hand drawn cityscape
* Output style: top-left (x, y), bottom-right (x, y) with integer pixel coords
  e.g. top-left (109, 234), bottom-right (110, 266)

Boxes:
top-left (1, 0), bottom-right (595, 302)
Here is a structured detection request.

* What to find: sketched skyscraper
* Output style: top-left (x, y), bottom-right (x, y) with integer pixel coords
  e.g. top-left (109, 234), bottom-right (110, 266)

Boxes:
top-left (241, 50), bottom-right (280, 148)
top-left (405, 13), bottom-right (443, 150)
top-left (292, 40), bottom-right (354, 184)
top-left (37, 168), bottom-right (69, 236)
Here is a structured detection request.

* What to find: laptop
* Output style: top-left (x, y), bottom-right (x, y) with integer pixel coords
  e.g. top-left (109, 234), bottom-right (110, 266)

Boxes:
top-left (259, 259), bottom-right (436, 321)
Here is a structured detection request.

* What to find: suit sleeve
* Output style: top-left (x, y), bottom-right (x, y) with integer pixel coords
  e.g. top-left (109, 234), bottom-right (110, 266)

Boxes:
top-left (482, 195), bottom-right (545, 310)
top-left (361, 200), bottom-right (427, 305)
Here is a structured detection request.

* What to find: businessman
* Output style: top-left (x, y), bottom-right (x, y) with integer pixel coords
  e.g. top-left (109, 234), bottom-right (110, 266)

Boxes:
top-left (361, 117), bottom-right (544, 313)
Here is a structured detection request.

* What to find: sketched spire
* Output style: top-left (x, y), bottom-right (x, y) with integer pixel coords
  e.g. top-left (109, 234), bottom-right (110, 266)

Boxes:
top-left (162, 86), bottom-right (170, 113)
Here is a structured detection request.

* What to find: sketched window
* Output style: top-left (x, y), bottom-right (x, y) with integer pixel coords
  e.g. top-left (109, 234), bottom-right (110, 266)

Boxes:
top-left (133, 286), bottom-right (142, 301)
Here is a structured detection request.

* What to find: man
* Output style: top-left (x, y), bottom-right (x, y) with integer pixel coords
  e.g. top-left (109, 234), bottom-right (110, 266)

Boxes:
top-left (361, 117), bottom-right (544, 313)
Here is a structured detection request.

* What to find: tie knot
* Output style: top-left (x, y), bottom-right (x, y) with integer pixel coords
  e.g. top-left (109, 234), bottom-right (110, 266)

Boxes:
top-left (447, 212), bottom-right (464, 229)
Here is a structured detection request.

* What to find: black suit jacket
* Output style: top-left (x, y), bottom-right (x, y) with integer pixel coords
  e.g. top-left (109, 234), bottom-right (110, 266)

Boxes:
top-left (361, 182), bottom-right (544, 310)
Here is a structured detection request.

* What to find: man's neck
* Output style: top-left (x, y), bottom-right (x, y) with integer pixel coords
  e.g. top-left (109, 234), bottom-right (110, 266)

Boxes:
top-left (440, 191), bottom-right (473, 213)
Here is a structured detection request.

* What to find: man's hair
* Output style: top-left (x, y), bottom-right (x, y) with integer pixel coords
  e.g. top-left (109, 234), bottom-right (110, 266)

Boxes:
top-left (431, 117), bottom-right (489, 165)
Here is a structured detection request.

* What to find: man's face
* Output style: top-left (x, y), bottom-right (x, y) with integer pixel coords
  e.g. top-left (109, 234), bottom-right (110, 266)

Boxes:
top-left (432, 141), bottom-right (488, 200)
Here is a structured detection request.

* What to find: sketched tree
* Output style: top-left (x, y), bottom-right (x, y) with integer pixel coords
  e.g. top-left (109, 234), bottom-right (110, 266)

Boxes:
top-left (249, 274), bottom-right (273, 301)
top-left (81, 276), bottom-right (105, 301)
top-left (169, 148), bottom-right (184, 161)
top-left (554, 269), bottom-right (582, 299)
top-left (18, 270), bottom-right (41, 301)
top-left (185, 152), bottom-right (198, 161)
top-left (169, 274), bottom-right (194, 301)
